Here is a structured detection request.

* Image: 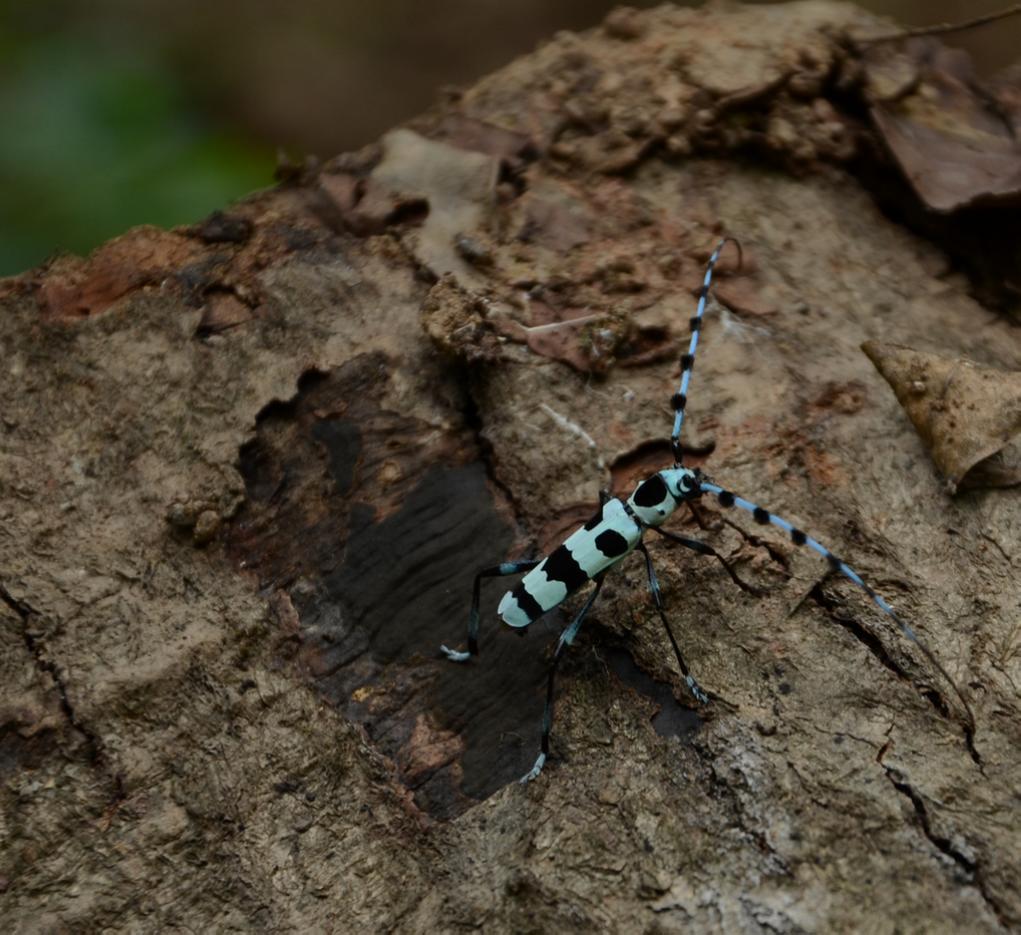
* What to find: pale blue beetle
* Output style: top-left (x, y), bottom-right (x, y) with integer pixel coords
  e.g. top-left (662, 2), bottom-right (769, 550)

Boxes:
top-left (442, 240), bottom-right (973, 782)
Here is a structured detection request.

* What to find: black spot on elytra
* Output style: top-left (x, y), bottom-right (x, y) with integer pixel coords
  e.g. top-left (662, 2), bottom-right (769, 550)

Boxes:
top-left (542, 545), bottom-right (589, 593)
top-left (791, 528), bottom-right (807, 546)
top-left (510, 583), bottom-right (543, 622)
top-left (671, 392), bottom-right (687, 411)
top-left (584, 506), bottom-right (605, 531)
top-left (595, 529), bottom-right (629, 558)
top-left (717, 490), bottom-right (735, 508)
top-left (753, 507), bottom-right (770, 525)
top-left (634, 474), bottom-right (668, 508)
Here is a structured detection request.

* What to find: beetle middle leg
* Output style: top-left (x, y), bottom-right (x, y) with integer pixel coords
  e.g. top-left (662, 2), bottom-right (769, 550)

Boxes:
top-left (650, 526), bottom-right (766, 596)
top-left (636, 541), bottom-right (709, 705)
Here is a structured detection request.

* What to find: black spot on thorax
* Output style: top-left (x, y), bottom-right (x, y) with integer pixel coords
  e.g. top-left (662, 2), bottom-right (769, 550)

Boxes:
top-left (633, 474), bottom-right (667, 508)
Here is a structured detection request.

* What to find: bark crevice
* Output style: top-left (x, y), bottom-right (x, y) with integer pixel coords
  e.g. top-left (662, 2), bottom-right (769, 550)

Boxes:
top-left (0, 581), bottom-right (125, 804)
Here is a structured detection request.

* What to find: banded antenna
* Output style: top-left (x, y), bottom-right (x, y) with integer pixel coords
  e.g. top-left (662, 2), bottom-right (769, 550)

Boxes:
top-left (699, 480), bottom-right (976, 731)
top-left (670, 237), bottom-right (743, 465)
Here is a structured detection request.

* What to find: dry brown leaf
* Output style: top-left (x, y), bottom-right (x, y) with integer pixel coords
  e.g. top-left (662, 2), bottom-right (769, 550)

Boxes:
top-left (366, 129), bottom-right (499, 282)
top-left (512, 177), bottom-right (597, 252)
top-left (35, 226), bottom-right (205, 321)
top-left (862, 340), bottom-right (1021, 493)
top-left (197, 291), bottom-right (253, 335)
top-left (430, 113), bottom-right (536, 168)
top-left (866, 41), bottom-right (1021, 212)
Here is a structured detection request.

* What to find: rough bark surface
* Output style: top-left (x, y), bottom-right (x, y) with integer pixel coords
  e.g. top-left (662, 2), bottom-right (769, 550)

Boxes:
top-left (1, 3), bottom-right (1019, 932)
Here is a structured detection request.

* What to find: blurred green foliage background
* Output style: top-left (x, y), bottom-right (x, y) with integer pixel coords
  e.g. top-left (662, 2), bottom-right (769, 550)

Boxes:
top-left (1, 0), bottom-right (1017, 277)
top-left (0, 6), bottom-right (270, 275)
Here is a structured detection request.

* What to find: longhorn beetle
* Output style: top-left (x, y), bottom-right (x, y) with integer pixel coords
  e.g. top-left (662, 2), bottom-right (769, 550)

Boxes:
top-left (441, 239), bottom-right (973, 783)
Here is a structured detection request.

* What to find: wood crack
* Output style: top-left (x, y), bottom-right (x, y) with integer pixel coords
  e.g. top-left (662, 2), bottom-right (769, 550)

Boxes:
top-left (0, 580), bottom-right (126, 804)
top-left (878, 746), bottom-right (1007, 929)
top-left (806, 583), bottom-right (983, 769)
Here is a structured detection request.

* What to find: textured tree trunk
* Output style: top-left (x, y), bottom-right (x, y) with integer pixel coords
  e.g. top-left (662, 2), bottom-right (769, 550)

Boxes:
top-left (2, 3), bottom-right (1019, 932)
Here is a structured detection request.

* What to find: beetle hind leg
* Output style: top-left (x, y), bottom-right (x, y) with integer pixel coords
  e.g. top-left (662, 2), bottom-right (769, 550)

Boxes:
top-left (441, 560), bottom-right (541, 661)
top-left (521, 574), bottom-right (605, 783)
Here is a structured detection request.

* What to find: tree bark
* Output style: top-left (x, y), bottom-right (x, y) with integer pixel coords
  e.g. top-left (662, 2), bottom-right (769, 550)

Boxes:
top-left (1, 3), bottom-right (1019, 932)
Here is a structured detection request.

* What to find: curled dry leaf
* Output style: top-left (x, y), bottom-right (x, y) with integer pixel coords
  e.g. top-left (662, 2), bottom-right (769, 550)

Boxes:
top-left (513, 177), bottom-right (597, 252)
top-left (863, 340), bottom-right (1021, 493)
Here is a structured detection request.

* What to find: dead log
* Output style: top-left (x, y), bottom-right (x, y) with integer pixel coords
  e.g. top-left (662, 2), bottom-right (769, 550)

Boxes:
top-left (1, 2), bottom-right (1019, 931)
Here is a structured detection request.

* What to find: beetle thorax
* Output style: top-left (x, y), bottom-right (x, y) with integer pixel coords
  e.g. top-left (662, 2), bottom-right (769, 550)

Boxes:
top-left (626, 467), bottom-right (700, 526)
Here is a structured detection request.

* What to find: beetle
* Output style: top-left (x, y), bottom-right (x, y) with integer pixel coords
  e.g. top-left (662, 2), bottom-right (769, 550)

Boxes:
top-left (441, 239), bottom-right (973, 783)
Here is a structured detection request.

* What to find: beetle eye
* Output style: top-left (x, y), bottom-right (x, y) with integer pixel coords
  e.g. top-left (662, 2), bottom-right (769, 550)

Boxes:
top-left (679, 474), bottom-right (694, 491)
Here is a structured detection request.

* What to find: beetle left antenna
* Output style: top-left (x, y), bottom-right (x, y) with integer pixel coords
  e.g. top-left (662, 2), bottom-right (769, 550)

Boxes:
top-left (670, 237), bottom-right (742, 466)
top-left (698, 479), bottom-right (975, 733)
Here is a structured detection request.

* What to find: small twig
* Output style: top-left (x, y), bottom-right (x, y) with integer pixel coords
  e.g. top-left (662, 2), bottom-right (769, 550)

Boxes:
top-left (521, 314), bottom-right (604, 335)
top-left (857, 4), bottom-right (1021, 45)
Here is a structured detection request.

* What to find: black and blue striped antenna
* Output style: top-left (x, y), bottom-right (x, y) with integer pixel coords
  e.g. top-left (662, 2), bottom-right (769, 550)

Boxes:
top-left (696, 481), bottom-right (976, 732)
top-left (670, 237), bottom-right (742, 465)
top-left (667, 239), bottom-right (974, 734)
